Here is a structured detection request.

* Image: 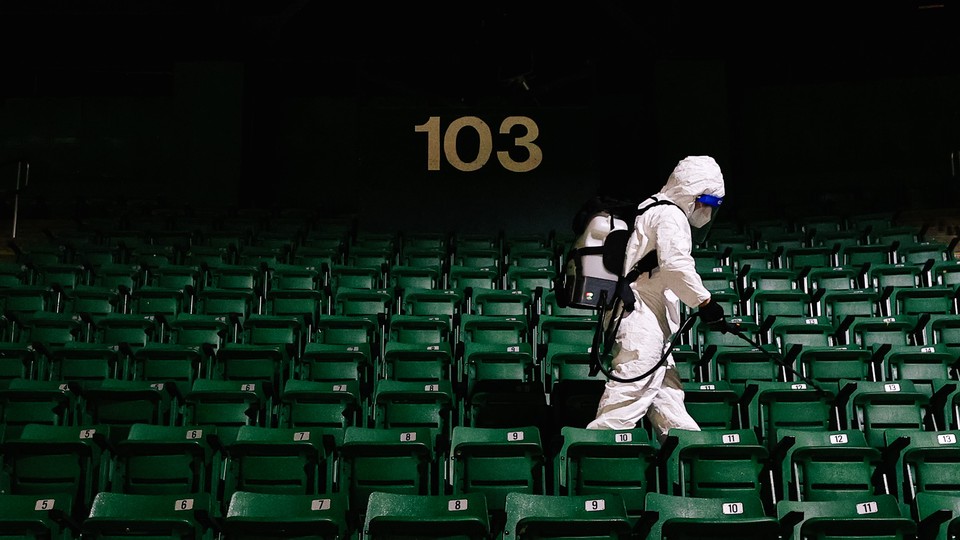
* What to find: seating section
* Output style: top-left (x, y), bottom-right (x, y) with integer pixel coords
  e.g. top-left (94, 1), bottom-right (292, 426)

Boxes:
top-left (0, 207), bottom-right (956, 537)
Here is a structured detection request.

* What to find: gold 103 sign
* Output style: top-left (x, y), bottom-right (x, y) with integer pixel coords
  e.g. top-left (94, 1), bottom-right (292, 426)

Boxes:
top-left (415, 116), bottom-right (542, 172)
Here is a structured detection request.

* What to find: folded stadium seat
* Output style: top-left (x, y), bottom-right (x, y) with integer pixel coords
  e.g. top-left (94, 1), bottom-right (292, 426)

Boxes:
top-left (371, 379), bottom-right (456, 461)
top-left (223, 491), bottom-right (350, 540)
top-left (0, 285), bottom-right (56, 335)
top-left (298, 340), bottom-right (374, 402)
top-left (741, 267), bottom-right (804, 304)
top-left (345, 251), bottom-right (395, 284)
top-left (460, 314), bottom-right (529, 345)
top-left (0, 339), bottom-right (40, 387)
top-left (759, 230), bottom-right (806, 264)
top-left (448, 265), bottom-right (500, 293)
top-left (770, 428), bottom-right (883, 502)
top-left (818, 288), bottom-right (883, 335)
top-left (2, 424), bottom-right (111, 522)
top-left (536, 313), bottom-right (597, 354)
top-left (925, 313), bottom-right (960, 355)
top-left (505, 266), bottom-right (555, 295)
top-left (291, 245), bottom-right (340, 271)
top-left (453, 247), bottom-right (503, 278)
top-left (500, 492), bottom-right (633, 539)
top-left (266, 263), bottom-right (322, 292)
top-left (363, 492), bottom-right (488, 540)
top-left (8, 241), bottom-right (67, 267)
top-left (740, 380), bottom-right (836, 451)
top-left (846, 212), bottom-right (896, 237)
top-left (698, 265), bottom-right (738, 295)
top-left (89, 313), bottom-right (157, 351)
top-left (453, 232), bottom-right (502, 252)
top-left (0, 492), bottom-right (79, 539)
top-left (680, 381), bottom-right (743, 431)
top-left (81, 491), bottom-right (219, 539)
top-left (813, 228), bottom-right (866, 256)
top-left (236, 245), bottom-right (288, 267)
top-left (222, 425), bottom-right (339, 508)
top-left (872, 224), bottom-right (924, 250)
top-left (31, 263), bottom-right (88, 293)
top-left (882, 343), bottom-right (959, 397)
top-left (846, 315), bottom-right (922, 363)
top-left (401, 231), bottom-right (449, 253)
top-left (777, 494), bottom-right (916, 540)
top-left (657, 428), bottom-right (770, 505)
top-left (890, 285), bottom-right (958, 318)
top-left (838, 242), bottom-right (897, 268)
top-left (399, 246), bottom-right (447, 272)
top-left (669, 344), bottom-right (703, 383)
top-left (898, 239), bottom-right (957, 268)
top-left (85, 262), bottom-right (143, 292)
top-left (387, 314), bottom-right (451, 346)
top-left (711, 344), bottom-right (786, 390)
top-left (42, 342), bottom-right (125, 390)
top-left (17, 311), bottom-right (84, 348)
top-left (881, 428), bottom-right (960, 517)
top-left (727, 247), bottom-right (777, 278)
top-left (637, 492), bottom-right (780, 540)
top-left (782, 246), bottom-right (836, 273)
top-left (400, 287), bottom-right (464, 332)
top-left (703, 229), bottom-right (755, 254)
top-left (79, 379), bottom-right (177, 443)
top-left (695, 316), bottom-right (761, 371)
top-left (930, 259), bottom-right (960, 289)
top-left (915, 491), bottom-right (960, 540)
top-left (745, 289), bottom-right (814, 331)
top-left (137, 262), bottom-right (202, 293)
top-left (449, 425), bottom-right (546, 527)
top-left (0, 379), bottom-right (78, 439)
top-left (165, 313), bottom-right (229, 368)
top-left (183, 244), bottom-right (233, 267)
top-left (388, 264), bottom-right (442, 290)
top-left (61, 286), bottom-right (123, 333)
top-left (471, 288), bottom-right (532, 318)
top-left (339, 426), bottom-right (437, 525)
top-left (835, 379), bottom-right (931, 448)
top-left (106, 423), bottom-right (223, 501)
top-left (555, 426), bottom-right (655, 524)
top-left (0, 261), bottom-right (31, 288)
top-left (193, 287), bottom-right (256, 335)
top-left (868, 262), bottom-right (924, 290)
top-left (805, 265), bottom-right (865, 293)
top-left (768, 315), bottom-right (839, 353)
top-left (182, 379), bottom-right (270, 444)
top-left (689, 244), bottom-right (725, 272)
top-left (277, 378), bottom-right (363, 429)
top-left (381, 340), bottom-right (456, 384)
top-left (212, 317), bottom-right (300, 391)
top-left (329, 264), bottom-right (383, 292)
top-left (460, 341), bottom-right (547, 430)
top-left (541, 342), bottom-right (603, 429)
top-left (794, 344), bottom-right (876, 394)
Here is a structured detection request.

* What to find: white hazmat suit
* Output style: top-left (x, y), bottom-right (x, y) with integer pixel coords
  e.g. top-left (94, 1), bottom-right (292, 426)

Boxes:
top-left (586, 155), bottom-right (726, 440)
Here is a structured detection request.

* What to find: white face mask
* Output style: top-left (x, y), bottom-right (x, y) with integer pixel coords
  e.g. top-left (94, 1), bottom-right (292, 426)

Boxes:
top-left (689, 206), bottom-right (712, 228)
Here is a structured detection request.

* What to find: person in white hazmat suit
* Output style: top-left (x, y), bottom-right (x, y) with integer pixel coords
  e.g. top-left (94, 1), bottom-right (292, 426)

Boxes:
top-left (586, 155), bottom-right (726, 441)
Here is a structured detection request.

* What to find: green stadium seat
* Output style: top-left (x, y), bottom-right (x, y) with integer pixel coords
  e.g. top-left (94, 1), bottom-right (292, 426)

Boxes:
top-left (658, 428), bottom-right (770, 502)
top-left (638, 492), bottom-right (780, 540)
top-left (223, 491), bottom-right (350, 540)
top-left (771, 428), bottom-right (883, 502)
top-left (0, 493), bottom-right (79, 539)
top-left (777, 494), bottom-right (916, 540)
top-left (556, 426), bottom-right (655, 522)
top-left (81, 492), bottom-right (219, 540)
top-left (881, 429), bottom-right (960, 517)
top-left (500, 492), bottom-right (632, 539)
top-left (182, 380), bottom-right (269, 444)
top-left (363, 492), bottom-right (489, 540)
top-left (0, 379), bottom-right (78, 439)
top-left (277, 378), bottom-right (363, 428)
top-left (449, 425), bottom-right (546, 517)
top-left (835, 379), bottom-right (930, 448)
top-left (107, 423), bottom-right (223, 498)
top-left (739, 380), bottom-right (835, 451)
top-left (339, 426), bottom-right (437, 523)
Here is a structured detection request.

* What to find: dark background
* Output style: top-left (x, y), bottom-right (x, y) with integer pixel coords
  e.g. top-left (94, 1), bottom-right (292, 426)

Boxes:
top-left (1, 1), bottom-right (958, 235)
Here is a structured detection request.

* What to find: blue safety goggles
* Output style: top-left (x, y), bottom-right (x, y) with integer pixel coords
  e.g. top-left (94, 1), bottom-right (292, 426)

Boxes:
top-left (696, 194), bottom-right (723, 207)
